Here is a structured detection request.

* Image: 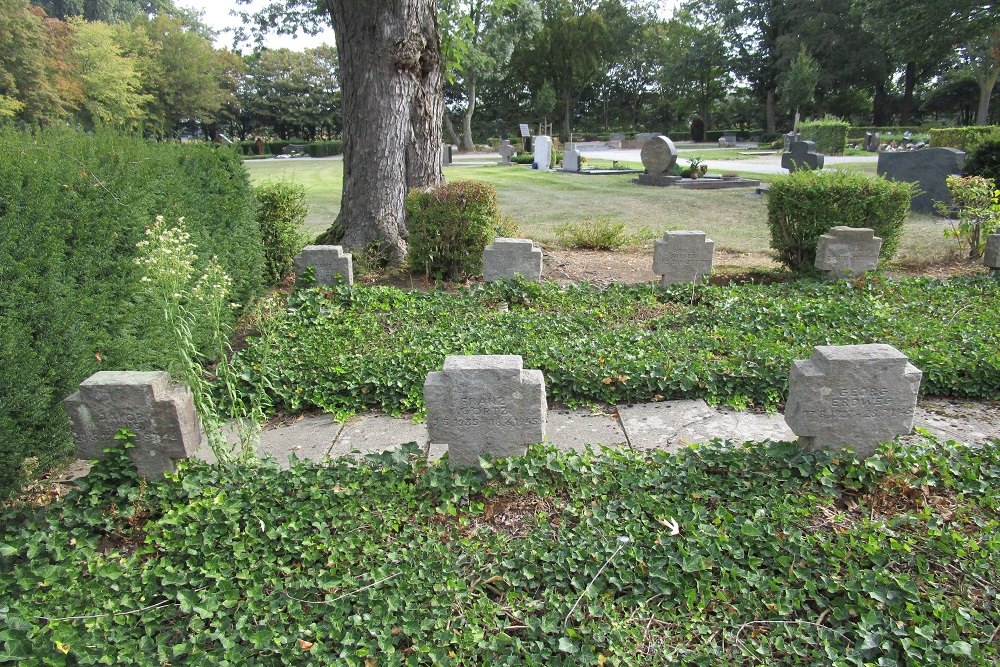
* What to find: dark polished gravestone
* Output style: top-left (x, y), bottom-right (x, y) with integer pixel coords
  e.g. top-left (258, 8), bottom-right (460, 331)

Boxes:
top-left (781, 140), bottom-right (824, 172)
top-left (634, 135), bottom-right (681, 187)
top-left (877, 147), bottom-right (965, 214)
top-left (64, 371), bottom-right (202, 476)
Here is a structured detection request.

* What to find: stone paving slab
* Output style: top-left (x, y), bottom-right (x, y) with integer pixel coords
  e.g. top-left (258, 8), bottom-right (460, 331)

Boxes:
top-left (908, 398), bottom-right (1000, 445)
top-left (547, 408), bottom-right (627, 451)
top-left (331, 413), bottom-right (429, 458)
top-left (259, 416), bottom-right (343, 465)
top-left (617, 400), bottom-right (795, 452)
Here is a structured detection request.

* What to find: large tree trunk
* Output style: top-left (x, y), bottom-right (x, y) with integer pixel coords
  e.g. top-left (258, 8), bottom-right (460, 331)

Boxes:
top-left (563, 94), bottom-right (572, 141)
top-left (318, 0), bottom-right (442, 264)
top-left (765, 88), bottom-right (776, 133)
top-left (901, 61), bottom-right (916, 126)
top-left (975, 71), bottom-right (998, 125)
top-left (461, 76), bottom-right (476, 151)
top-left (872, 80), bottom-right (889, 126)
top-left (443, 111), bottom-right (461, 147)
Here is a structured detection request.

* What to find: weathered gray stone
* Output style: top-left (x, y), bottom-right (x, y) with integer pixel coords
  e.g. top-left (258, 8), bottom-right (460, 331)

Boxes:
top-left (482, 238), bottom-right (543, 282)
top-left (640, 135), bottom-right (677, 176)
top-left (424, 355), bottom-right (546, 468)
top-left (864, 132), bottom-right (881, 152)
top-left (635, 132), bottom-right (657, 142)
top-left (653, 230), bottom-right (714, 285)
top-left (785, 344), bottom-right (922, 457)
top-left (781, 140), bottom-right (824, 172)
top-left (533, 136), bottom-right (553, 170)
top-left (815, 226), bottom-right (883, 278)
top-left (498, 140), bottom-right (517, 166)
top-left (293, 245), bottom-right (353, 286)
top-left (561, 142), bottom-right (582, 172)
top-left (718, 133), bottom-right (738, 148)
top-left (64, 371), bottom-right (201, 477)
top-left (441, 143), bottom-right (453, 166)
top-left (609, 132), bottom-right (626, 141)
top-left (982, 233), bottom-right (999, 269)
top-left (783, 131), bottom-right (800, 151)
top-left (877, 147), bottom-right (965, 214)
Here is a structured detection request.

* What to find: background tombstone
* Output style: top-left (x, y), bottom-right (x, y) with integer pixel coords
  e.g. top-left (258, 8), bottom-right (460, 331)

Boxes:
top-left (864, 132), bottom-right (881, 152)
top-left (635, 132), bottom-right (656, 142)
top-left (653, 230), bottom-right (714, 285)
top-left (441, 143), bottom-right (453, 166)
top-left (985, 233), bottom-right (1000, 271)
top-left (636, 135), bottom-right (680, 186)
top-left (561, 142), bottom-right (582, 172)
top-left (719, 132), bottom-right (738, 148)
top-left (64, 371), bottom-right (201, 477)
top-left (609, 132), bottom-right (626, 141)
top-left (877, 148), bottom-right (965, 214)
top-left (533, 136), bottom-right (553, 170)
top-left (781, 140), bottom-right (824, 172)
top-left (783, 131), bottom-right (800, 151)
top-left (785, 344), bottom-right (922, 458)
top-left (293, 245), bottom-right (353, 286)
top-left (482, 238), bottom-right (543, 282)
top-left (498, 140), bottom-right (517, 166)
top-left (424, 355), bottom-right (547, 468)
top-left (815, 226), bottom-right (883, 278)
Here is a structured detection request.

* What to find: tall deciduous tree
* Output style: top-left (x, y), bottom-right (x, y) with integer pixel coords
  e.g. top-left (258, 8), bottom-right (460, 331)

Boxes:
top-left (780, 45), bottom-right (819, 128)
top-left (70, 17), bottom-right (149, 128)
top-left (239, 0), bottom-right (443, 264)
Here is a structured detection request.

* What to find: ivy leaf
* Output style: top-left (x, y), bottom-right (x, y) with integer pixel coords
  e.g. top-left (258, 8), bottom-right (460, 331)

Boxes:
top-left (944, 641), bottom-right (972, 657)
top-left (558, 637), bottom-right (579, 654)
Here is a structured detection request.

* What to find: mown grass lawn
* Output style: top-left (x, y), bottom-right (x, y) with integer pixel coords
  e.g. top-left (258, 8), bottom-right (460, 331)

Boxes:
top-left (244, 159), bottom-right (960, 267)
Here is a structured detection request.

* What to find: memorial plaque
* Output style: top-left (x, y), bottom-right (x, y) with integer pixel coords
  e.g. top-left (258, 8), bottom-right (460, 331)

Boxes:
top-left (482, 238), bottom-right (543, 282)
top-left (293, 245), bottom-right (353, 286)
top-left (652, 230), bottom-right (714, 285)
top-left (815, 226), bottom-right (882, 278)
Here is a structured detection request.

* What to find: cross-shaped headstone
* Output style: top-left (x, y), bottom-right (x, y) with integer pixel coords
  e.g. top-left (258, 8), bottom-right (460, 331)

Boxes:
top-left (498, 140), bottom-right (517, 165)
top-left (781, 140), bottom-right (824, 172)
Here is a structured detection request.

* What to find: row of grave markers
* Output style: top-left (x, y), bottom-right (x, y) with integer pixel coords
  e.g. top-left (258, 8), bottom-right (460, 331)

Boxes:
top-left (65, 342), bottom-right (925, 475)
top-left (293, 225), bottom-right (997, 289)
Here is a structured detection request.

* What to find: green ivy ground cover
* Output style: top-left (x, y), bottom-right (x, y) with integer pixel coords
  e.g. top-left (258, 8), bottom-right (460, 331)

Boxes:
top-left (1, 438), bottom-right (997, 665)
top-left (230, 277), bottom-right (1000, 419)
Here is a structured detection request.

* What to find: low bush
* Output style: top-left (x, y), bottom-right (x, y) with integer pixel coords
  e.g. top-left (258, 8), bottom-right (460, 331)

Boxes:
top-left (767, 170), bottom-right (913, 272)
top-left (405, 180), bottom-right (503, 280)
top-left (2, 435), bottom-right (997, 664)
top-left (936, 175), bottom-right (1000, 259)
top-left (555, 215), bottom-right (649, 250)
top-left (929, 126), bottom-right (999, 150)
top-left (227, 276), bottom-right (999, 418)
top-left (799, 119), bottom-right (849, 155)
top-left (512, 153), bottom-right (534, 165)
top-left (307, 140), bottom-right (344, 158)
top-left (0, 127), bottom-right (265, 499)
top-left (254, 182), bottom-right (308, 284)
top-left (963, 133), bottom-right (1000, 183)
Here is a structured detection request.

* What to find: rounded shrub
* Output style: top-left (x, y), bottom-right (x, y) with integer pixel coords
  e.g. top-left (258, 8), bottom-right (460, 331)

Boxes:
top-left (766, 170), bottom-right (914, 273)
top-left (405, 180), bottom-right (503, 280)
top-left (254, 182), bottom-right (307, 284)
top-left (964, 137), bottom-right (1000, 184)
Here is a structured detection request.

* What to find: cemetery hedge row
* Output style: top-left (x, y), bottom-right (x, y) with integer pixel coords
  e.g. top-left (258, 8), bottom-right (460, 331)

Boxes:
top-left (929, 126), bottom-right (999, 151)
top-left (1, 436), bottom-right (997, 664)
top-left (766, 170), bottom-right (912, 272)
top-left (228, 277), bottom-right (1000, 419)
top-left (798, 120), bottom-right (849, 155)
top-left (0, 128), bottom-right (266, 500)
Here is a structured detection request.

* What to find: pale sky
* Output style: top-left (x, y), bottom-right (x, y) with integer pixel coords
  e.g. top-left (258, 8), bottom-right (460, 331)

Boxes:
top-left (176, 0), bottom-right (336, 52)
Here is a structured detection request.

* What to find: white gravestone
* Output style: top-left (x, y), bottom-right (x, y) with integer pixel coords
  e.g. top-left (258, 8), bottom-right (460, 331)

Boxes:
top-left (785, 344), bottom-right (922, 458)
top-left (64, 371), bottom-right (201, 477)
top-left (533, 136), bottom-right (553, 170)
top-left (815, 226), bottom-right (882, 278)
top-left (482, 238), bottom-right (543, 282)
top-left (293, 245), bottom-right (353, 286)
top-left (424, 355), bottom-right (547, 468)
top-left (653, 231), bottom-right (715, 286)
top-left (498, 140), bottom-right (517, 166)
top-left (561, 142), bottom-right (582, 172)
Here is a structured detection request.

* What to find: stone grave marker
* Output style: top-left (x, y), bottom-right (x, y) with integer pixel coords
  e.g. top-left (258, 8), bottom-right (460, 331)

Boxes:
top-left (653, 230), bottom-right (714, 285)
top-left (609, 132), bottom-right (626, 141)
top-left (815, 226), bottom-right (882, 278)
top-left (441, 143), bottom-right (453, 166)
top-left (785, 344), bottom-right (922, 457)
top-left (636, 135), bottom-right (680, 186)
top-left (482, 238), bottom-right (543, 282)
top-left (877, 147), bottom-right (965, 214)
top-left (781, 140), bottom-right (824, 172)
top-left (783, 131), bottom-right (800, 151)
top-left (498, 139), bottom-right (517, 166)
top-left (561, 142), bottom-right (582, 172)
top-left (636, 132), bottom-right (656, 142)
top-left (424, 355), bottom-right (547, 468)
top-left (64, 371), bottom-right (201, 477)
top-left (533, 135), bottom-right (553, 170)
top-left (985, 233), bottom-right (1000, 271)
top-left (293, 245), bottom-right (353, 286)
top-left (864, 132), bottom-right (881, 152)
top-left (719, 133), bottom-right (738, 147)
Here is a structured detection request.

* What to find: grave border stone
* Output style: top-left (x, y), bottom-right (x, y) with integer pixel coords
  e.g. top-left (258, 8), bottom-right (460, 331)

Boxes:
top-left (293, 245), bottom-right (354, 287)
top-left (814, 226), bottom-right (883, 278)
top-left (652, 230), bottom-right (715, 285)
top-left (482, 238), bottom-right (543, 282)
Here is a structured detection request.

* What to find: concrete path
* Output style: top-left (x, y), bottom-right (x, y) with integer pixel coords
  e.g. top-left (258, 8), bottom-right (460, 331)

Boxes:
top-left (230, 397), bottom-right (998, 467)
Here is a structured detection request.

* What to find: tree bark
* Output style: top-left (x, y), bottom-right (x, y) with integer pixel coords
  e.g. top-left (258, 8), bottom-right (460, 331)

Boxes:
top-left (443, 110), bottom-right (460, 147)
top-left (765, 88), bottom-right (776, 133)
top-left (901, 61), bottom-right (916, 126)
top-left (318, 0), bottom-right (443, 264)
top-left (461, 75), bottom-right (476, 151)
top-left (975, 70), bottom-right (998, 125)
top-left (872, 79), bottom-right (889, 126)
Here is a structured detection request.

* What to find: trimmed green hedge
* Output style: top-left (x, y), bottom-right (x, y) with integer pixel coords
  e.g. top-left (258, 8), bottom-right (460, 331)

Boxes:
top-left (929, 126), bottom-right (1000, 151)
top-left (235, 141), bottom-right (345, 157)
top-left (848, 126), bottom-right (922, 140)
top-left (799, 119), bottom-right (849, 155)
top-left (767, 170), bottom-right (913, 272)
top-left (0, 128), bottom-right (265, 499)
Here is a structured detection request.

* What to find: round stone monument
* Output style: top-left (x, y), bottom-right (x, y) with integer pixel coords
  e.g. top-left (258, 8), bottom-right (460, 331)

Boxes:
top-left (640, 135), bottom-right (678, 177)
